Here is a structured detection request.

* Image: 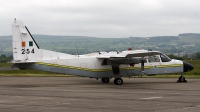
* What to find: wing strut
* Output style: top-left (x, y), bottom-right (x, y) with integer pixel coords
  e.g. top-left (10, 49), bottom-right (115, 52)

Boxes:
top-left (141, 59), bottom-right (145, 74)
top-left (110, 62), bottom-right (120, 77)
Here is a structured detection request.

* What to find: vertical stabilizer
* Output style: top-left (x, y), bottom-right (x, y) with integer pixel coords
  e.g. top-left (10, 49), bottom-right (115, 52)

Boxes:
top-left (12, 19), bottom-right (41, 62)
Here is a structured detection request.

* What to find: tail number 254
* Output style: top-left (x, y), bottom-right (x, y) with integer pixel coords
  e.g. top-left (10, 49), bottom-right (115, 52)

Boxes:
top-left (21, 49), bottom-right (35, 54)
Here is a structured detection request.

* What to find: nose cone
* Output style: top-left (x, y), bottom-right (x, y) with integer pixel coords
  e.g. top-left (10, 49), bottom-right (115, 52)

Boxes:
top-left (183, 61), bottom-right (194, 72)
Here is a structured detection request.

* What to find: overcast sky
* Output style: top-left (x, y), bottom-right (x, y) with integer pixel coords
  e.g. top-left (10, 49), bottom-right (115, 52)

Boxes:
top-left (0, 0), bottom-right (200, 38)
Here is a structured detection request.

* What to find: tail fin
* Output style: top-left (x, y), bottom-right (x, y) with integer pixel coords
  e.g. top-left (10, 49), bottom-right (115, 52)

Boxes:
top-left (12, 19), bottom-right (41, 62)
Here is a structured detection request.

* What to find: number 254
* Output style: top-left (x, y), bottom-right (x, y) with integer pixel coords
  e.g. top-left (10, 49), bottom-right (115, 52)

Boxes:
top-left (21, 49), bottom-right (35, 54)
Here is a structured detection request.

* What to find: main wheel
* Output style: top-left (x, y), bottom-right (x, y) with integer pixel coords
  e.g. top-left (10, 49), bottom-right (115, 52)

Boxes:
top-left (101, 77), bottom-right (110, 83)
top-left (114, 78), bottom-right (123, 85)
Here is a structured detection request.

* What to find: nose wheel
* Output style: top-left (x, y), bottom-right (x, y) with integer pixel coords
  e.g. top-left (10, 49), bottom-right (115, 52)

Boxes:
top-left (114, 78), bottom-right (123, 85)
top-left (177, 73), bottom-right (187, 83)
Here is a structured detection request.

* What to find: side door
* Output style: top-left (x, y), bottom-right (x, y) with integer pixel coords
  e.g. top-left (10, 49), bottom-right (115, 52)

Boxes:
top-left (147, 55), bottom-right (162, 75)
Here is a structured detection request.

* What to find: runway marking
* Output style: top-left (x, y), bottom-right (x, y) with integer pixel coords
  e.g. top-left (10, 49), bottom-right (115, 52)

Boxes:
top-left (140, 97), bottom-right (163, 100)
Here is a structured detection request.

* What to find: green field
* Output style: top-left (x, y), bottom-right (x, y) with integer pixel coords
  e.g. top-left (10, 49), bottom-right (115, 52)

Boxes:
top-left (0, 63), bottom-right (12, 67)
top-left (0, 60), bottom-right (199, 78)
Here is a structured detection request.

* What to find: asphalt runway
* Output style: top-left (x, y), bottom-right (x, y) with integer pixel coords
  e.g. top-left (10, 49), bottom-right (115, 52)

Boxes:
top-left (0, 77), bottom-right (200, 112)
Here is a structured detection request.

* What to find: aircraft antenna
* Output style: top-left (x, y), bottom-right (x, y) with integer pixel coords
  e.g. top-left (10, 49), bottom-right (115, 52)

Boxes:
top-left (97, 51), bottom-right (101, 54)
top-left (115, 44), bottom-right (120, 53)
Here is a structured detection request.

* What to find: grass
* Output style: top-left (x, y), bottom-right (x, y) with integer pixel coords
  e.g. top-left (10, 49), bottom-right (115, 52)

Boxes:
top-left (184, 60), bottom-right (200, 75)
top-left (0, 63), bottom-right (12, 67)
top-left (0, 69), bottom-right (72, 77)
top-left (0, 73), bottom-right (69, 77)
top-left (142, 74), bottom-right (200, 79)
top-left (0, 68), bottom-right (71, 77)
top-left (0, 69), bottom-right (52, 74)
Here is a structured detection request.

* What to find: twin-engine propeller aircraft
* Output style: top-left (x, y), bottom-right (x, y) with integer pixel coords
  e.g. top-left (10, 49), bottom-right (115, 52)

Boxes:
top-left (11, 19), bottom-right (194, 85)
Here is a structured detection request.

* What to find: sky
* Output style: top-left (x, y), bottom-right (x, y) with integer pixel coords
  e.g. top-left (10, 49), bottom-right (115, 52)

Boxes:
top-left (0, 0), bottom-right (200, 38)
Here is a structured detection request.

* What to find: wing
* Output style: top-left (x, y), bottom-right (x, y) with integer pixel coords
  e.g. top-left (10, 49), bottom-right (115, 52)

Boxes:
top-left (125, 51), bottom-right (162, 58)
top-left (97, 51), bottom-right (162, 59)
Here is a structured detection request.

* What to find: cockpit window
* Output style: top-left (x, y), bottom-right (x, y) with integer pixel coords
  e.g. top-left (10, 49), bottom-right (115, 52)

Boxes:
top-left (160, 54), bottom-right (171, 62)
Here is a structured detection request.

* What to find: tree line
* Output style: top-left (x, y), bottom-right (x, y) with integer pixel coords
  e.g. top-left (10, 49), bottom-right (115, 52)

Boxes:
top-left (0, 55), bottom-right (12, 63)
top-left (167, 52), bottom-right (200, 60)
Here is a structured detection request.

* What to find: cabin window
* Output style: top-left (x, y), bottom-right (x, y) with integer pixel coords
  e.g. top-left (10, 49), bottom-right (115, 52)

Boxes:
top-left (148, 55), bottom-right (160, 63)
top-left (160, 54), bottom-right (171, 62)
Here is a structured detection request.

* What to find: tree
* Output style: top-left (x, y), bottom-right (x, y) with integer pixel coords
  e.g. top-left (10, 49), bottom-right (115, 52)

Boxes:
top-left (194, 52), bottom-right (200, 60)
top-left (167, 54), bottom-right (183, 60)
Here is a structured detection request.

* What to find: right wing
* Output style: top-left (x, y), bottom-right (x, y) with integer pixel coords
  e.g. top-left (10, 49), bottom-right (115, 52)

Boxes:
top-left (97, 51), bottom-right (161, 59)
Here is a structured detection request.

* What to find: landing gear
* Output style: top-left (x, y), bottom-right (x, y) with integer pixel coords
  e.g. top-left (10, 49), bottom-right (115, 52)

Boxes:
top-left (114, 78), bottom-right (123, 85)
top-left (177, 73), bottom-right (187, 83)
top-left (101, 77), bottom-right (110, 83)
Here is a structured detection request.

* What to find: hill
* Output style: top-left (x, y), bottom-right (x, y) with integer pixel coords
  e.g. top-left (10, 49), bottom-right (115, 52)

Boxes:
top-left (0, 33), bottom-right (200, 56)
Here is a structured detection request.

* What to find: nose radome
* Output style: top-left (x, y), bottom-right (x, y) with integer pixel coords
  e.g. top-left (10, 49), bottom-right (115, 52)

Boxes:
top-left (183, 61), bottom-right (194, 72)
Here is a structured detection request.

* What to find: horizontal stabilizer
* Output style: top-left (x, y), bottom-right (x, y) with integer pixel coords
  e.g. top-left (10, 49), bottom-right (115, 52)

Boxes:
top-left (11, 60), bottom-right (36, 63)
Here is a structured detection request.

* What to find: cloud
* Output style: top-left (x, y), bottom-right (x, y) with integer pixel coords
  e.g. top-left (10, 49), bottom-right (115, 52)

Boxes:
top-left (0, 0), bottom-right (200, 37)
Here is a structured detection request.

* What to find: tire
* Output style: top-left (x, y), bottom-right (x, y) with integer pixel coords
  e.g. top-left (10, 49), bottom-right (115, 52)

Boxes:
top-left (178, 76), bottom-right (187, 83)
top-left (114, 78), bottom-right (123, 85)
top-left (101, 77), bottom-right (110, 83)
top-left (179, 76), bottom-right (185, 82)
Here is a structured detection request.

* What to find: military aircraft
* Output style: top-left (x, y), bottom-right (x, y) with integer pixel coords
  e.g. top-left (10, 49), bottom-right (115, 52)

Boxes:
top-left (11, 19), bottom-right (194, 85)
